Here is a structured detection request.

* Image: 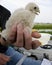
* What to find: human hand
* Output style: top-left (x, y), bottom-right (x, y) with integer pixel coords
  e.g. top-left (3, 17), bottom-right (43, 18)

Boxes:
top-left (5, 23), bottom-right (41, 49)
top-left (31, 30), bottom-right (41, 49)
top-left (0, 53), bottom-right (10, 65)
top-left (32, 30), bottom-right (41, 38)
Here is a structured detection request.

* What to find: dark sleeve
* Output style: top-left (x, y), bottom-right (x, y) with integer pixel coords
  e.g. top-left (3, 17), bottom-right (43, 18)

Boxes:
top-left (0, 5), bottom-right (11, 30)
top-left (0, 42), bottom-right (8, 53)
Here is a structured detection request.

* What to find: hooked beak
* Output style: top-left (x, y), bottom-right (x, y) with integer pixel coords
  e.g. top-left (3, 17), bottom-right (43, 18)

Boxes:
top-left (35, 10), bottom-right (40, 15)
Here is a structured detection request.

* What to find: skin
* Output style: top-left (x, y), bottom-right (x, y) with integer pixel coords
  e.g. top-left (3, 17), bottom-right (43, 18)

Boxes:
top-left (0, 53), bottom-right (10, 65)
top-left (0, 23), bottom-right (41, 65)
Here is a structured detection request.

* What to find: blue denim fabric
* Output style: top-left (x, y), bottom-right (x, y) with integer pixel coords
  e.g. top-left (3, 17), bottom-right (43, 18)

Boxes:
top-left (5, 47), bottom-right (41, 65)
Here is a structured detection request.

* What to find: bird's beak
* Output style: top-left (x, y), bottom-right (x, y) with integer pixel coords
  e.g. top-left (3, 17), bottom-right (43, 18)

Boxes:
top-left (35, 10), bottom-right (40, 15)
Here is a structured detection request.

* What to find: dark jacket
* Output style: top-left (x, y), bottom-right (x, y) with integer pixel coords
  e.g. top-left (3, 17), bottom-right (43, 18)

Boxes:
top-left (0, 5), bottom-right (11, 31)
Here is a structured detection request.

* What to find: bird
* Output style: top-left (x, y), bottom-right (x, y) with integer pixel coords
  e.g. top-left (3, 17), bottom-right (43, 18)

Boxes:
top-left (1, 2), bottom-right (40, 41)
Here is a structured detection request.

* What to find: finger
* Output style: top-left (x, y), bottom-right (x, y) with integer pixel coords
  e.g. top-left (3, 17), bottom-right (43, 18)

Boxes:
top-left (0, 58), bottom-right (8, 65)
top-left (15, 23), bottom-right (24, 47)
top-left (32, 40), bottom-right (41, 49)
top-left (0, 54), bottom-right (10, 64)
top-left (0, 58), bottom-right (7, 65)
top-left (7, 23), bottom-right (17, 42)
top-left (24, 27), bottom-right (32, 50)
top-left (0, 54), bottom-right (10, 61)
top-left (32, 31), bottom-right (41, 38)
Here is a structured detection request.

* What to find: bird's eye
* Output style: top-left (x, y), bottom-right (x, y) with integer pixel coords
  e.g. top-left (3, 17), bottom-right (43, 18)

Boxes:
top-left (34, 7), bottom-right (36, 9)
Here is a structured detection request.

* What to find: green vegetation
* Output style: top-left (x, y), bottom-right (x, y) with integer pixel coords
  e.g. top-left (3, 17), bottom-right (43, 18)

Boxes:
top-left (38, 31), bottom-right (52, 34)
top-left (33, 23), bottom-right (52, 40)
top-left (33, 23), bottom-right (52, 34)
top-left (33, 24), bottom-right (52, 29)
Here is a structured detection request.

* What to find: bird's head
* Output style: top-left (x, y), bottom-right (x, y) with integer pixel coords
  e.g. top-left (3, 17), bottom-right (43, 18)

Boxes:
top-left (25, 2), bottom-right (40, 15)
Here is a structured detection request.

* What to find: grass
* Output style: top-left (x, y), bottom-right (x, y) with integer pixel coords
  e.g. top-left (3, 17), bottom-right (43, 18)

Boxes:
top-left (38, 31), bottom-right (52, 34)
top-left (33, 23), bottom-right (52, 34)
top-left (33, 23), bottom-right (52, 40)
top-left (33, 24), bottom-right (52, 29)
